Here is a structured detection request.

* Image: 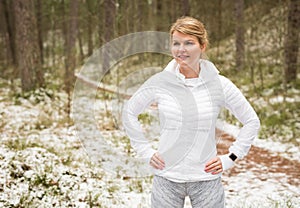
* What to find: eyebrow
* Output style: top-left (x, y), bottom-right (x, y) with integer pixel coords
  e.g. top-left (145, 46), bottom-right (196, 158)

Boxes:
top-left (172, 39), bottom-right (195, 42)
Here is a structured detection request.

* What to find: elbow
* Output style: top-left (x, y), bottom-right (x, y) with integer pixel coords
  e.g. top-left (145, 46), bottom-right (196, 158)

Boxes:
top-left (254, 115), bottom-right (261, 131)
top-left (249, 116), bottom-right (260, 131)
top-left (248, 115), bottom-right (261, 135)
top-left (244, 114), bottom-right (260, 132)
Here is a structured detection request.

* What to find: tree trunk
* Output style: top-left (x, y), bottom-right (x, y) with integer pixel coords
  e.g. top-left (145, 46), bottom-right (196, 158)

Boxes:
top-left (13, 0), bottom-right (43, 92)
top-left (77, 4), bottom-right (84, 62)
top-left (65, 0), bottom-right (79, 85)
top-left (216, 0), bottom-right (223, 56)
top-left (284, 0), bottom-right (299, 84)
top-left (103, 0), bottom-right (116, 73)
top-left (35, 0), bottom-right (44, 65)
top-left (104, 0), bottom-right (116, 43)
top-left (158, 0), bottom-right (163, 31)
top-left (148, 0), bottom-right (156, 30)
top-left (64, 0), bottom-right (79, 115)
top-left (51, 3), bottom-right (56, 67)
top-left (235, 0), bottom-right (245, 71)
top-left (78, 27), bottom-right (84, 62)
top-left (98, 1), bottom-right (104, 47)
top-left (136, 0), bottom-right (144, 31)
top-left (2, 0), bottom-right (17, 67)
top-left (181, 0), bottom-right (190, 16)
top-left (86, 0), bottom-right (93, 56)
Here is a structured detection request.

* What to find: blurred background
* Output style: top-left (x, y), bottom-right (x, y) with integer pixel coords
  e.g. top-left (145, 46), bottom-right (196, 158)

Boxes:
top-left (1, 0), bottom-right (298, 144)
top-left (0, 0), bottom-right (299, 207)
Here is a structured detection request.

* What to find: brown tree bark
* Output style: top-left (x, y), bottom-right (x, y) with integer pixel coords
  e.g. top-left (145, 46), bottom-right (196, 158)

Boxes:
top-left (2, 0), bottom-right (17, 67)
top-left (78, 26), bottom-right (84, 62)
top-left (216, 0), bottom-right (223, 56)
top-left (136, 0), bottom-right (144, 31)
top-left (97, 1), bottom-right (105, 47)
top-left (181, 0), bottom-right (190, 16)
top-left (64, 0), bottom-right (79, 115)
top-left (65, 0), bottom-right (79, 82)
top-left (51, 20), bottom-right (56, 66)
top-left (235, 0), bottom-right (245, 71)
top-left (284, 0), bottom-right (299, 84)
top-left (156, 0), bottom-right (163, 31)
top-left (86, 0), bottom-right (94, 56)
top-left (148, 0), bottom-right (156, 31)
top-left (13, 0), bottom-right (44, 91)
top-left (102, 0), bottom-right (116, 73)
top-left (35, 0), bottom-right (44, 64)
top-left (104, 0), bottom-right (116, 43)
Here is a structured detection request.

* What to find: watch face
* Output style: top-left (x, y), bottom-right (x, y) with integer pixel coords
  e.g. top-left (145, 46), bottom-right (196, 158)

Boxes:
top-left (229, 153), bottom-right (237, 161)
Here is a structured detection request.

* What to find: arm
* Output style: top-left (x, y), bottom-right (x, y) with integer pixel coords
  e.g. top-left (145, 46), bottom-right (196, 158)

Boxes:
top-left (122, 85), bottom-right (157, 163)
top-left (205, 76), bottom-right (260, 174)
top-left (219, 75), bottom-right (260, 170)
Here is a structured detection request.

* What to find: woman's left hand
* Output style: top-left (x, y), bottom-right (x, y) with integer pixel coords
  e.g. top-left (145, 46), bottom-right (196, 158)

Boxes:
top-left (204, 157), bottom-right (223, 175)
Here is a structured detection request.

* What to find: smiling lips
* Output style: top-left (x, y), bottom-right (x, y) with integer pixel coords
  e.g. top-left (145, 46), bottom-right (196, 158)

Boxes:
top-left (177, 55), bottom-right (189, 60)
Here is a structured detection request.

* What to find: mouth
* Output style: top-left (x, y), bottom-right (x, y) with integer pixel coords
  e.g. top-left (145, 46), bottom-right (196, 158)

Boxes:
top-left (177, 55), bottom-right (189, 60)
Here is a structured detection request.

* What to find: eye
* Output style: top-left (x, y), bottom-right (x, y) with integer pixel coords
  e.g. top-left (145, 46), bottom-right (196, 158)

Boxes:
top-left (186, 41), bottom-right (194, 45)
top-left (173, 42), bottom-right (180, 46)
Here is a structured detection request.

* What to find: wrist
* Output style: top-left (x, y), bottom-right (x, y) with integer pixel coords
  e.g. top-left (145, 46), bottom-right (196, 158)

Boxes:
top-left (229, 153), bottom-right (238, 161)
top-left (220, 153), bottom-right (235, 171)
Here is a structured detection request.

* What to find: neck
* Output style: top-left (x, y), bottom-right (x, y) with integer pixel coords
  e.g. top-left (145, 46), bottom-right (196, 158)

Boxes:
top-left (179, 64), bottom-right (200, 78)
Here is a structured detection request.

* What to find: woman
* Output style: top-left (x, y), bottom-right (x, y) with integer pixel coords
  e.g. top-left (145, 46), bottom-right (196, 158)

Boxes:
top-left (122, 16), bottom-right (260, 208)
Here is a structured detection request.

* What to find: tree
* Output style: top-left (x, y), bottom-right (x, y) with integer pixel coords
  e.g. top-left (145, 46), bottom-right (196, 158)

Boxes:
top-left (181, 0), bottom-right (190, 16)
top-left (104, 0), bottom-right (116, 43)
top-left (235, 0), bottom-right (245, 71)
top-left (86, 0), bottom-right (94, 56)
top-left (64, 0), bottom-right (79, 115)
top-left (216, 0), bottom-right (223, 56)
top-left (35, 0), bottom-right (44, 65)
top-left (102, 0), bottom-right (116, 73)
top-left (2, 0), bottom-right (16, 67)
top-left (284, 0), bottom-right (299, 84)
top-left (13, 0), bottom-right (44, 91)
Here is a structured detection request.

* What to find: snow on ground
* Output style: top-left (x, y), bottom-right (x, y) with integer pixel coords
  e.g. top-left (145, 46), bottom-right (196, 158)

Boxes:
top-left (217, 120), bottom-right (300, 162)
top-left (0, 82), bottom-right (299, 207)
top-left (224, 170), bottom-right (299, 208)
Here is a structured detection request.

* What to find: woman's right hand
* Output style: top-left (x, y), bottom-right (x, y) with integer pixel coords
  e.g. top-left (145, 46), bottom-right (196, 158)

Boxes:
top-left (150, 152), bottom-right (165, 170)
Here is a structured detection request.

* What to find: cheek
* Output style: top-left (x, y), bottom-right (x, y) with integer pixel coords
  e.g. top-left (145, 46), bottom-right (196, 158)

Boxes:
top-left (190, 47), bottom-right (202, 56)
top-left (171, 47), bottom-right (177, 56)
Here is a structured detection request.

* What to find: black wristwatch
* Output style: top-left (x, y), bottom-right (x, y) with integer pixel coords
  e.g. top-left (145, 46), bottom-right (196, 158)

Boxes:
top-left (229, 153), bottom-right (237, 161)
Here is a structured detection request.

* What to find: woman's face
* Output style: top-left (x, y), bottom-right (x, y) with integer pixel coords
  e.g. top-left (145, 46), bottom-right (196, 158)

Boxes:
top-left (171, 31), bottom-right (204, 70)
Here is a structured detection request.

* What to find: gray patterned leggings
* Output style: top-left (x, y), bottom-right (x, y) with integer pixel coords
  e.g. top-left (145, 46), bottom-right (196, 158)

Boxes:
top-left (151, 175), bottom-right (225, 208)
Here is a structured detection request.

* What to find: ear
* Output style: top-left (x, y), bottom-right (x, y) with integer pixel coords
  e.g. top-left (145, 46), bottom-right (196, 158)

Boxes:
top-left (201, 44), bottom-right (206, 52)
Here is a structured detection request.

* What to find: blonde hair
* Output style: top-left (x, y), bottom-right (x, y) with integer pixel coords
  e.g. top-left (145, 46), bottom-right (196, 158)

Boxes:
top-left (170, 16), bottom-right (209, 49)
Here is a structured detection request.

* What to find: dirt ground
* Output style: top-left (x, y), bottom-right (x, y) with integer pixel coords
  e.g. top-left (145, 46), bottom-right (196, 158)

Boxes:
top-left (216, 129), bottom-right (300, 188)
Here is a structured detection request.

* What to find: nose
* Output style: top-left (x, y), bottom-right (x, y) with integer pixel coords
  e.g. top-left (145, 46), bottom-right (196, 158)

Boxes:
top-left (178, 44), bottom-right (186, 52)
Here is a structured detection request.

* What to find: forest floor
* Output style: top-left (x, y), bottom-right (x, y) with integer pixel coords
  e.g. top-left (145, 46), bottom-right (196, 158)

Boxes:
top-left (0, 78), bottom-right (299, 207)
top-left (215, 128), bottom-right (300, 208)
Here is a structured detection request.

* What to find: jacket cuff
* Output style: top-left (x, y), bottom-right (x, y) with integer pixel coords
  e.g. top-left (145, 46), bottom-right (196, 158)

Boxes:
top-left (144, 149), bottom-right (157, 164)
top-left (220, 154), bottom-right (235, 171)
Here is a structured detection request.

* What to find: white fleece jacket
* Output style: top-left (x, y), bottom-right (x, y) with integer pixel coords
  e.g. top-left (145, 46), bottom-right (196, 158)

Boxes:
top-left (122, 59), bottom-right (260, 182)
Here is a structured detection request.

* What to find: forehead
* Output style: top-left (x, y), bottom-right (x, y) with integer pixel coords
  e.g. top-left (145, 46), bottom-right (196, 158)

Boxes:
top-left (172, 31), bottom-right (198, 41)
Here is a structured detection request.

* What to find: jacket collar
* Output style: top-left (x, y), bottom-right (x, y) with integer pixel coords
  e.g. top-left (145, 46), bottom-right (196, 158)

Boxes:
top-left (164, 59), bottom-right (220, 83)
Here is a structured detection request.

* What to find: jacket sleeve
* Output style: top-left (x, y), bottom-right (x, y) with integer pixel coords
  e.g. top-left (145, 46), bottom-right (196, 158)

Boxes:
top-left (220, 75), bottom-right (260, 159)
top-left (122, 85), bottom-right (157, 163)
